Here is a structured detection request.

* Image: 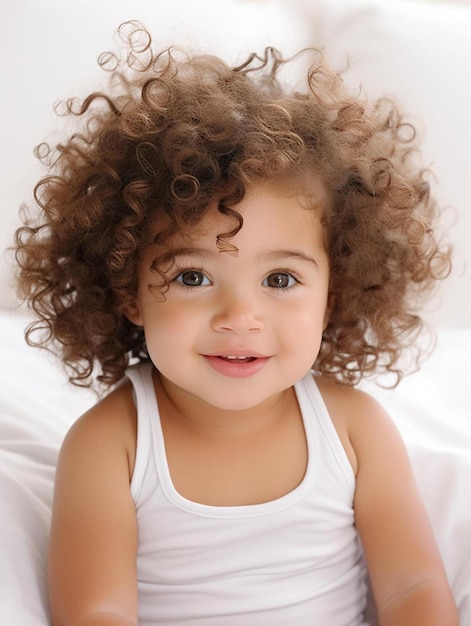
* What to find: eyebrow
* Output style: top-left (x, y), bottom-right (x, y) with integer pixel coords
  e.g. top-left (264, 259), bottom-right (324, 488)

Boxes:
top-left (262, 249), bottom-right (319, 267)
top-left (169, 247), bottom-right (319, 267)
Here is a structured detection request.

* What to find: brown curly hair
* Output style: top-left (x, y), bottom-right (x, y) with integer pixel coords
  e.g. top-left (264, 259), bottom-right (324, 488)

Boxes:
top-left (15, 21), bottom-right (451, 389)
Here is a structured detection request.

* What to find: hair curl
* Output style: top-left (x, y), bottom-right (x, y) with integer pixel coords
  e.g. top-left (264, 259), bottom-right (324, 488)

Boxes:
top-left (15, 21), bottom-right (451, 389)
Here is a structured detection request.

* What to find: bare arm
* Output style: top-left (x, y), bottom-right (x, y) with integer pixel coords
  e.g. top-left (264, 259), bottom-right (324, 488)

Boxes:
top-left (350, 391), bottom-right (459, 626)
top-left (48, 383), bottom-right (139, 626)
top-left (68, 615), bottom-right (137, 626)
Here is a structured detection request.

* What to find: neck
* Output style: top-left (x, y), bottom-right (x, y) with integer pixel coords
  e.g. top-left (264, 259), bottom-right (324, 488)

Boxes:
top-left (153, 370), bottom-right (296, 440)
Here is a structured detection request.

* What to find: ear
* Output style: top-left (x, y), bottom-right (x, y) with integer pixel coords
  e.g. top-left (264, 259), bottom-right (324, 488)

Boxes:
top-left (123, 301), bottom-right (144, 327)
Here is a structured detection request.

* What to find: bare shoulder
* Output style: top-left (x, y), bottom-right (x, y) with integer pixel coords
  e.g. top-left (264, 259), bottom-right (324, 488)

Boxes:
top-left (62, 379), bottom-right (137, 478)
top-left (314, 374), bottom-right (381, 408)
top-left (313, 375), bottom-right (394, 475)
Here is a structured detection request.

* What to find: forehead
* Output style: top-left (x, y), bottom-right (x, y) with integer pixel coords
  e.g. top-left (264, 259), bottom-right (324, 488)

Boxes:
top-left (168, 180), bottom-right (329, 250)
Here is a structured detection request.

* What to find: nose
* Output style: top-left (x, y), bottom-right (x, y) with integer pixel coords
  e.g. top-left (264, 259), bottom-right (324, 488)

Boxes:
top-left (211, 290), bottom-right (264, 334)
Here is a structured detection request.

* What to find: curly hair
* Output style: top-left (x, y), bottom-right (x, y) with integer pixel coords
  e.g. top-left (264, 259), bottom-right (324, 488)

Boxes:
top-left (15, 21), bottom-right (451, 389)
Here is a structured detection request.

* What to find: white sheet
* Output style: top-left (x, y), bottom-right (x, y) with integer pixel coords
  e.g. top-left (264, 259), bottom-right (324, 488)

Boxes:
top-left (0, 311), bottom-right (94, 623)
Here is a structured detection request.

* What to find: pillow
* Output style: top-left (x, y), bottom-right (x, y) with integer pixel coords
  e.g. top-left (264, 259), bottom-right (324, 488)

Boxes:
top-left (298, 0), bottom-right (471, 330)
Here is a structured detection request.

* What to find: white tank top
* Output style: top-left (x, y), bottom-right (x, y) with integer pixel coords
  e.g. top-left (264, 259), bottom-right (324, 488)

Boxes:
top-left (127, 363), bottom-right (368, 625)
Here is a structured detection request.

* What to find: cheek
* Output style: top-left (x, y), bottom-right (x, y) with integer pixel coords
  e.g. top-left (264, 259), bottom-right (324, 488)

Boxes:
top-left (140, 301), bottom-right (197, 354)
top-left (280, 301), bottom-right (327, 348)
top-left (283, 293), bottom-right (329, 326)
top-left (293, 313), bottom-right (325, 342)
top-left (142, 307), bottom-right (179, 339)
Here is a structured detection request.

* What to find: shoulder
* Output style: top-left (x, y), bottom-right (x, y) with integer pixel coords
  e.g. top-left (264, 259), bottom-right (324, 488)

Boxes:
top-left (60, 379), bottom-right (137, 480)
top-left (313, 374), bottom-right (395, 475)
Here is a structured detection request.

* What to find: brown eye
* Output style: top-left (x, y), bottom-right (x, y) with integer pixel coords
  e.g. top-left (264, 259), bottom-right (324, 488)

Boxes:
top-left (176, 270), bottom-right (210, 287)
top-left (263, 273), bottom-right (295, 289)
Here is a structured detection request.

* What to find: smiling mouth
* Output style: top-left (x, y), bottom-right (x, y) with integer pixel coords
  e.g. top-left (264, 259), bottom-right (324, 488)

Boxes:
top-left (218, 355), bottom-right (257, 363)
top-left (204, 353), bottom-right (269, 378)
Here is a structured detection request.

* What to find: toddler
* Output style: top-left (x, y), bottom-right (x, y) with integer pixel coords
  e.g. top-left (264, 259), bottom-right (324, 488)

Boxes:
top-left (15, 21), bottom-right (458, 626)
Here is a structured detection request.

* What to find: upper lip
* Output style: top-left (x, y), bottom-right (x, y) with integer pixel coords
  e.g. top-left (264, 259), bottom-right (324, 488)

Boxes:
top-left (204, 350), bottom-right (269, 359)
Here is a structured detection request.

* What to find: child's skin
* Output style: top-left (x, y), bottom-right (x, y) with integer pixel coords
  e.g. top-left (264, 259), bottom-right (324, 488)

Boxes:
top-left (48, 182), bottom-right (458, 625)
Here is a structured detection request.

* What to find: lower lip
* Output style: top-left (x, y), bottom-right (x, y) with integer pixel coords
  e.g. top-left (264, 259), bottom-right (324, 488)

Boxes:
top-left (204, 356), bottom-right (269, 378)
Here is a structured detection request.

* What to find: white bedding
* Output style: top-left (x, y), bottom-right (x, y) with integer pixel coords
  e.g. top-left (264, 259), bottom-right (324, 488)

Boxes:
top-left (1, 0), bottom-right (470, 623)
top-left (0, 311), bottom-right (95, 623)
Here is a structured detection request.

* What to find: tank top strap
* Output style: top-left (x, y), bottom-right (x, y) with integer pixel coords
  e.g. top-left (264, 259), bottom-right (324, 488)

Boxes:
top-left (126, 362), bottom-right (159, 502)
top-left (294, 372), bottom-right (355, 492)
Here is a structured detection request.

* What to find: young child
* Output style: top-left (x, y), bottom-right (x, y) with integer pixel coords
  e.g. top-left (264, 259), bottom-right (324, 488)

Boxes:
top-left (15, 21), bottom-right (458, 626)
